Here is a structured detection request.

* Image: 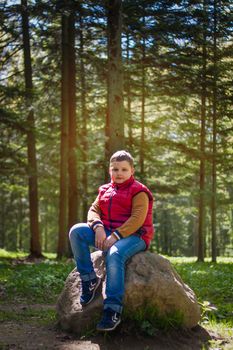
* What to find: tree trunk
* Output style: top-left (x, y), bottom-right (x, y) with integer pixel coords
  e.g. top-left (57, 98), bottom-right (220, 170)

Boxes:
top-left (140, 15), bottom-right (146, 179)
top-left (211, 0), bottom-right (218, 263)
top-left (57, 13), bottom-right (69, 259)
top-left (68, 11), bottom-right (78, 232)
top-left (106, 0), bottom-right (124, 158)
top-left (126, 32), bottom-right (133, 149)
top-left (21, 0), bottom-right (42, 258)
top-left (79, 12), bottom-right (88, 221)
top-left (0, 193), bottom-right (6, 248)
top-left (18, 195), bottom-right (23, 250)
top-left (197, 1), bottom-right (207, 263)
top-left (43, 203), bottom-right (48, 252)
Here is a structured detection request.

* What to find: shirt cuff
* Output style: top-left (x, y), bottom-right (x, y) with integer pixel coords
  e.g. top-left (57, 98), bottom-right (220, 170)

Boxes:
top-left (90, 220), bottom-right (103, 230)
top-left (112, 230), bottom-right (123, 240)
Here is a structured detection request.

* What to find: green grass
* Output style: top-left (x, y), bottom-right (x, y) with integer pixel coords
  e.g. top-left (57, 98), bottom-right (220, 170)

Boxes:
top-left (123, 303), bottom-right (184, 335)
top-left (0, 248), bottom-right (56, 260)
top-left (0, 249), bottom-right (28, 259)
top-left (169, 257), bottom-right (233, 325)
top-left (168, 255), bottom-right (233, 348)
top-left (0, 250), bottom-right (74, 303)
top-left (0, 308), bottom-right (56, 325)
top-left (0, 250), bottom-right (232, 346)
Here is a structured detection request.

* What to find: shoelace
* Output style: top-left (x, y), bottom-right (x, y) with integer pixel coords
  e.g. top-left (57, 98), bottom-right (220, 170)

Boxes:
top-left (82, 280), bottom-right (95, 293)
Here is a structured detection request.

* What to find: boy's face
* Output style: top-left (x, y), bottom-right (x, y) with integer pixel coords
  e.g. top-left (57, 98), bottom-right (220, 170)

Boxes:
top-left (109, 160), bottom-right (134, 184)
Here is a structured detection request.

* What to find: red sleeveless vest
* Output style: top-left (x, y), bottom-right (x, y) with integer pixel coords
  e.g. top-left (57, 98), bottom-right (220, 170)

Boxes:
top-left (98, 176), bottom-right (154, 248)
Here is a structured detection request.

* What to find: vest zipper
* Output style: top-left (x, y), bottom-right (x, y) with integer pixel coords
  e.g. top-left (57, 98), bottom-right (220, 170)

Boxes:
top-left (108, 187), bottom-right (117, 230)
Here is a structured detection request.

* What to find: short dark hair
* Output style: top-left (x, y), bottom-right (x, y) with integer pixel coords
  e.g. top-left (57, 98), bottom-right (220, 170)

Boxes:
top-left (110, 150), bottom-right (134, 167)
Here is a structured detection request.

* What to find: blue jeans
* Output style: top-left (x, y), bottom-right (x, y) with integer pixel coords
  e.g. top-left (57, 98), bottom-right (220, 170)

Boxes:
top-left (69, 223), bottom-right (146, 314)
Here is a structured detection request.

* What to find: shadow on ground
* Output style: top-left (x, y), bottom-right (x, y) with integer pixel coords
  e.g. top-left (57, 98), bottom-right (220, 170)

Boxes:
top-left (0, 317), bottom-right (214, 350)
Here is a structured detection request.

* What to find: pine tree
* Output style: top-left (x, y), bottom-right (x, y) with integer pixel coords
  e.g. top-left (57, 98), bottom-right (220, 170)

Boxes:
top-left (57, 11), bottom-right (69, 258)
top-left (106, 0), bottom-right (125, 159)
top-left (21, 0), bottom-right (42, 258)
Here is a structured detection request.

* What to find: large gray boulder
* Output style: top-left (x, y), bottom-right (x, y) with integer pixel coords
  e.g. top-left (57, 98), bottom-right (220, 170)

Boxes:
top-left (56, 251), bottom-right (200, 333)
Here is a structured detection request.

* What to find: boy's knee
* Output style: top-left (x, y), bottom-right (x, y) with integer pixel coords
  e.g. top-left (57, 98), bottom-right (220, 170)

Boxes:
top-left (68, 223), bottom-right (86, 240)
top-left (69, 225), bottom-right (77, 241)
top-left (106, 246), bottom-right (124, 264)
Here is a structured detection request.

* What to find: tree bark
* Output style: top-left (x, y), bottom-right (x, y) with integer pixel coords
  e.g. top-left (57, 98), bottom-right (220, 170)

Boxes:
top-left (57, 13), bottom-right (69, 259)
top-left (79, 12), bottom-right (88, 221)
top-left (17, 195), bottom-right (23, 250)
top-left (21, 0), bottom-right (42, 258)
top-left (126, 32), bottom-right (133, 148)
top-left (211, 0), bottom-right (218, 263)
top-left (67, 11), bottom-right (78, 232)
top-left (140, 14), bottom-right (146, 179)
top-left (197, 1), bottom-right (207, 263)
top-left (106, 0), bottom-right (124, 159)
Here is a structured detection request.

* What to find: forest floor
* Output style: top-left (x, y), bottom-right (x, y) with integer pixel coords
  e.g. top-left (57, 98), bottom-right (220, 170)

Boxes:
top-left (0, 251), bottom-right (232, 350)
top-left (0, 302), bottom-right (227, 350)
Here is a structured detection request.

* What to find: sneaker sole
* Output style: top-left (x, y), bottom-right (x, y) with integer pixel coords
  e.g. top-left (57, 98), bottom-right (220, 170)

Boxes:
top-left (80, 278), bottom-right (101, 306)
top-left (96, 318), bottom-right (121, 332)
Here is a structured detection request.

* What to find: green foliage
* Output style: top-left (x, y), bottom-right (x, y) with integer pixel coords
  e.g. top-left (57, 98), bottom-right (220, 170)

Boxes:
top-left (123, 303), bottom-right (184, 335)
top-left (0, 249), bottom-right (26, 259)
top-left (0, 253), bottom-right (74, 303)
top-left (0, 0), bottom-right (232, 260)
top-left (170, 257), bottom-right (233, 330)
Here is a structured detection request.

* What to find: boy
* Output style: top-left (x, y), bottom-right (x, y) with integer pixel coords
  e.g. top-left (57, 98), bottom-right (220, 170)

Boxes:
top-left (69, 150), bottom-right (154, 332)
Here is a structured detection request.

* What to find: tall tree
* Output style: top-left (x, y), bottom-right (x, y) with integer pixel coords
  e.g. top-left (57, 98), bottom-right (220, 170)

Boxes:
top-left (106, 0), bottom-right (125, 159)
top-left (1, 0), bottom-right (232, 257)
top-left (57, 6), bottom-right (78, 258)
top-left (139, 12), bottom-right (146, 178)
top-left (197, 0), bottom-right (208, 262)
top-left (57, 12), bottom-right (69, 258)
top-left (79, 10), bottom-right (88, 221)
top-left (125, 31), bottom-right (133, 149)
top-left (21, 0), bottom-right (42, 258)
top-left (211, 0), bottom-right (218, 263)
top-left (67, 10), bottom-right (78, 231)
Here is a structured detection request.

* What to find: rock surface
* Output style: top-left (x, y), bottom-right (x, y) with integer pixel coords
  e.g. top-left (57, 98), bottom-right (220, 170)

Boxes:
top-left (56, 251), bottom-right (201, 333)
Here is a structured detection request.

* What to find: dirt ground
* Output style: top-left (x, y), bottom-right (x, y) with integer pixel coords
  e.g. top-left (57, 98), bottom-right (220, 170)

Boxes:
top-left (0, 304), bottom-right (231, 350)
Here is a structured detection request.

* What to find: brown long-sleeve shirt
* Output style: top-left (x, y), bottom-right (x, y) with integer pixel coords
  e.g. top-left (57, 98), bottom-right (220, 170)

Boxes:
top-left (87, 192), bottom-right (149, 237)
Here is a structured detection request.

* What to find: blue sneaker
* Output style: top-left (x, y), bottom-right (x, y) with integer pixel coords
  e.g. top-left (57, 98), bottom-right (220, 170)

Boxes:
top-left (80, 277), bottom-right (101, 306)
top-left (96, 308), bottom-right (121, 332)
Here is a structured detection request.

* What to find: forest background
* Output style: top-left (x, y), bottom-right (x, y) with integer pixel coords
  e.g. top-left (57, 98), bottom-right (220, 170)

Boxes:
top-left (0, 0), bottom-right (232, 262)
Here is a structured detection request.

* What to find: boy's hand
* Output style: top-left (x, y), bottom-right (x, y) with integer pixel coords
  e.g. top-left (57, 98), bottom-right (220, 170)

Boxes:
top-left (95, 227), bottom-right (106, 250)
top-left (103, 235), bottom-right (117, 250)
